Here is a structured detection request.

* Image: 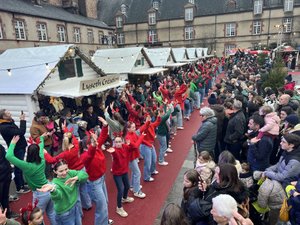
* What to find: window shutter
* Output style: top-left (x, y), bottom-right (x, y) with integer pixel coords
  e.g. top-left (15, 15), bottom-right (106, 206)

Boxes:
top-left (58, 62), bottom-right (67, 80)
top-left (76, 58), bottom-right (83, 77)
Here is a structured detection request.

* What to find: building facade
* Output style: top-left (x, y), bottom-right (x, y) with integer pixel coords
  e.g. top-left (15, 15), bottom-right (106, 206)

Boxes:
top-left (0, 0), bottom-right (114, 55)
top-left (98, 0), bottom-right (300, 56)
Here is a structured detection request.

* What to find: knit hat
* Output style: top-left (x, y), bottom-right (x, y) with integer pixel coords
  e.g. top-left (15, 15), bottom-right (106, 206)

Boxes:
top-left (285, 74), bottom-right (292, 82)
top-left (208, 93), bottom-right (217, 105)
top-left (285, 114), bottom-right (299, 126)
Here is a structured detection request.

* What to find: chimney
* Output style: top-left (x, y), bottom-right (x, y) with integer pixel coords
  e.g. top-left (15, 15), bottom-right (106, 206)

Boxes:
top-left (78, 0), bottom-right (97, 19)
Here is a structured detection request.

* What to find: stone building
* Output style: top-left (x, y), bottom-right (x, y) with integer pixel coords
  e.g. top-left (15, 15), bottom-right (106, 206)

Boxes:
top-left (98, 0), bottom-right (300, 55)
top-left (0, 0), bottom-right (114, 55)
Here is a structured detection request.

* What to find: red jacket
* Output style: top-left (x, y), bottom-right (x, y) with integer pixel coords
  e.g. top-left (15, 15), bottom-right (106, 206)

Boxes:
top-left (125, 121), bottom-right (150, 161)
top-left (111, 135), bottom-right (144, 176)
top-left (125, 101), bottom-right (142, 128)
top-left (44, 137), bottom-right (84, 170)
top-left (284, 81), bottom-right (295, 91)
top-left (174, 84), bottom-right (187, 109)
top-left (141, 117), bottom-right (161, 147)
top-left (80, 126), bottom-right (108, 181)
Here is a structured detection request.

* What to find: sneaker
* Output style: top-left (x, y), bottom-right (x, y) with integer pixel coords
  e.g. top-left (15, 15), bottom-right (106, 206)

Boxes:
top-left (177, 127), bottom-right (184, 130)
top-left (166, 148), bottom-right (173, 153)
top-left (16, 187), bottom-right (31, 194)
top-left (108, 219), bottom-right (114, 225)
top-left (145, 177), bottom-right (155, 182)
top-left (152, 170), bottom-right (159, 175)
top-left (134, 191), bottom-right (146, 199)
top-left (122, 197), bottom-right (134, 203)
top-left (158, 161), bottom-right (169, 166)
top-left (9, 195), bottom-right (19, 202)
top-left (116, 207), bottom-right (128, 217)
top-left (7, 211), bottom-right (19, 219)
top-left (130, 185), bottom-right (142, 192)
top-left (164, 153), bottom-right (168, 157)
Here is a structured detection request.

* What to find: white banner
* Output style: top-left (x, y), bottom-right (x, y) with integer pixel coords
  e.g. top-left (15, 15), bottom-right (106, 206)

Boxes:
top-left (80, 75), bottom-right (120, 93)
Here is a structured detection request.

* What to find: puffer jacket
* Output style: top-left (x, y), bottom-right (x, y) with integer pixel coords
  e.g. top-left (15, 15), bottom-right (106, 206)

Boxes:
top-left (257, 178), bottom-right (285, 210)
top-left (224, 110), bottom-right (246, 144)
top-left (259, 112), bottom-right (280, 135)
top-left (265, 146), bottom-right (300, 186)
top-left (192, 116), bottom-right (217, 153)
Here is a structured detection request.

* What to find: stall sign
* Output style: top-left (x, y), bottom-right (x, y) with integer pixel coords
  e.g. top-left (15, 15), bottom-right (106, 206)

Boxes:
top-left (80, 75), bottom-right (120, 93)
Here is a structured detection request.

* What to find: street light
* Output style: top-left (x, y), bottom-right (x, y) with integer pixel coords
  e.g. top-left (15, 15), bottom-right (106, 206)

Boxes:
top-left (274, 24), bottom-right (287, 47)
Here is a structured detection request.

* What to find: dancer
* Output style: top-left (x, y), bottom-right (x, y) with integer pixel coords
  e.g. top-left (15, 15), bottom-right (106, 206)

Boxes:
top-left (20, 201), bottom-right (44, 225)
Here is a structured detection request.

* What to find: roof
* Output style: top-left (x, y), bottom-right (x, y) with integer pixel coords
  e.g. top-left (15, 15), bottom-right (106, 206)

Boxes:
top-left (98, 0), bottom-right (300, 26)
top-left (172, 48), bottom-right (188, 62)
top-left (0, 44), bottom-right (106, 95)
top-left (0, 44), bottom-right (73, 94)
top-left (144, 48), bottom-right (172, 67)
top-left (0, 0), bottom-right (112, 29)
top-left (92, 47), bottom-right (152, 74)
top-left (186, 48), bottom-right (197, 59)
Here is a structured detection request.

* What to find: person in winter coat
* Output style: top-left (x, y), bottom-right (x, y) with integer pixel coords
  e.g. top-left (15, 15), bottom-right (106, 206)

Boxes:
top-left (0, 109), bottom-right (29, 194)
top-left (257, 178), bottom-right (285, 225)
top-left (263, 133), bottom-right (300, 187)
top-left (192, 107), bottom-right (217, 157)
top-left (257, 105), bottom-right (280, 139)
top-left (284, 74), bottom-right (296, 91)
top-left (224, 100), bottom-right (246, 160)
top-left (287, 177), bottom-right (300, 225)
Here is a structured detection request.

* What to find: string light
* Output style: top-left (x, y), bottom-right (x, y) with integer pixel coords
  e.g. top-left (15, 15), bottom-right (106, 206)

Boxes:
top-left (7, 69), bottom-right (11, 76)
top-left (107, 57), bottom-right (110, 62)
top-left (121, 57), bottom-right (124, 61)
top-left (45, 63), bottom-right (49, 70)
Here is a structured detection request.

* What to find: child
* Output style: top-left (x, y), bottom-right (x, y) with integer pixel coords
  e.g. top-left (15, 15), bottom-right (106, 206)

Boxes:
top-left (195, 151), bottom-right (216, 180)
top-left (37, 160), bottom-right (88, 225)
top-left (257, 105), bottom-right (280, 139)
top-left (181, 169), bottom-right (199, 216)
top-left (160, 203), bottom-right (189, 225)
top-left (287, 178), bottom-right (300, 225)
top-left (20, 201), bottom-right (44, 225)
top-left (239, 162), bottom-right (253, 188)
top-left (107, 131), bottom-right (145, 217)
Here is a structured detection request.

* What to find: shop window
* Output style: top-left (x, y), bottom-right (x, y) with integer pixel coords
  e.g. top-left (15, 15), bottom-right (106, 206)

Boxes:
top-left (58, 58), bottom-right (83, 80)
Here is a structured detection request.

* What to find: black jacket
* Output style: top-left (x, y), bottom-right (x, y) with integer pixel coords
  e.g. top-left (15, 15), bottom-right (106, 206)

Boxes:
top-left (224, 110), bottom-right (246, 144)
top-left (0, 120), bottom-right (27, 150)
top-left (0, 144), bottom-right (12, 182)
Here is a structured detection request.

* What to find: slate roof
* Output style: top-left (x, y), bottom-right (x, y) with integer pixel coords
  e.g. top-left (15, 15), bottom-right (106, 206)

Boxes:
top-left (98, 0), bottom-right (300, 26)
top-left (0, 0), bottom-right (112, 29)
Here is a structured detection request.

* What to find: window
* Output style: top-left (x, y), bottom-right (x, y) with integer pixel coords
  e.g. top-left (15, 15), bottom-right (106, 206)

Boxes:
top-left (74, 28), bottom-right (80, 43)
top-left (148, 30), bottom-right (157, 43)
top-left (185, 26), bottom-right (194, 40)
top-left (225, 23), bottom-right (236, 37)
top-left (254, 0), bottom-right (263, 14)
top-left (148, 12), bottom-right (156, 25)
top-left (283, 18), bottom-right (292, 32)
top-left (284, 0), bottom-right (293, 11)
top-left (253, 21), bottom-right (261, 35)
top-left (87, 29), bottom-right (94, 43)
top-left (37, 23), bottom-right (47, 41)
top-left (225, 44), bottom-right (236, 56)
top-left (98, 31), bottom-right (104, 44)
top-left (116, 16), bottom-right (123, 28)
top-left (14, 20), bottom-right (26, 40)
top-left (117, 33), bottom-right (125, 45)
top-left (185, 8), bottom-right (193, 21)
top-left (189, 0), bottom-right (195, 4)
top-left (58, 58), bottom-right (83, 80)
top-left (153, 1), bottom-right (159, 9)
top-left (121, 4), bottom-right (127, 15)
top-left (0, 24), bottom-right (3, 39)
top-left (57, 25), bottom-right (66, 42)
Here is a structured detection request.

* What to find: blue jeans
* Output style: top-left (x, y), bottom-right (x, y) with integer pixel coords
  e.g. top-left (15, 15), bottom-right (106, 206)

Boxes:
top-left (113, 173), bottom-right (130, 208)
top-left (184, 99), bottom-right (191, 118)
top-left (79, 168), bottom-right (91, 210)
top-left (198, 88), bottom-right (205, 104)
top-left (14, 150), bottom-right (25, 190)
top-left (32, 190), bottom-right (56, 225)
top-left (55, 200), bottom-right (82, 225)
top-left (87, 176), bottom-right (108, 225)
top-left (194, 91), bottom-right (200, 109)
top-left (129, 159), bottom-right (141, 193)
top-left (157, 135), bottom-right (167, 163)
top-left (176, 104), bottom-right (183, 127)
top-left (140, 144), bottom-right (157, 181)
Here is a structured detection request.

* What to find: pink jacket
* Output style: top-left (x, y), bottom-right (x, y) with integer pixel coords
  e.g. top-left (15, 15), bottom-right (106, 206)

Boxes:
top-left (259, 112), bottom-right (280, 135)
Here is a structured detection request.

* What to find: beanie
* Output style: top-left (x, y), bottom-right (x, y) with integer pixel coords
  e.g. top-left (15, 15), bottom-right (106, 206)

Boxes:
top-left (285, 74), bottom-right (292, 82)
top-left (285, 114), bottom-right (299, 126)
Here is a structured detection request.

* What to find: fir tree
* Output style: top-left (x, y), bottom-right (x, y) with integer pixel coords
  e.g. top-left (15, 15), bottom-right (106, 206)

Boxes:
top-left (263, 56), bottom-right (286, 91)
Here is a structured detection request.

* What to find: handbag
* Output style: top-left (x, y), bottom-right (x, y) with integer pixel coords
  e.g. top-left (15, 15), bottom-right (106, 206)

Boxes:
top-left (279, 198), bottom-right (291, 222)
